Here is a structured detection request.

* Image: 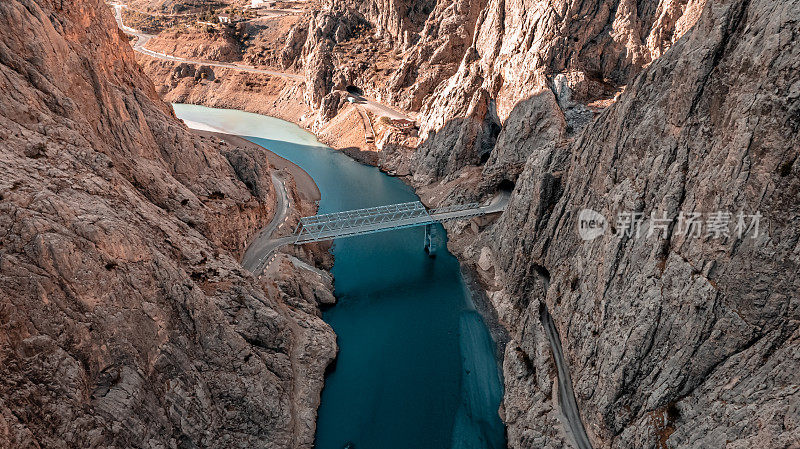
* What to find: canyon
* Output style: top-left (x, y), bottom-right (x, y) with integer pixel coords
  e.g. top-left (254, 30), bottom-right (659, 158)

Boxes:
top-left (1, 0), bottom-right (798, 447)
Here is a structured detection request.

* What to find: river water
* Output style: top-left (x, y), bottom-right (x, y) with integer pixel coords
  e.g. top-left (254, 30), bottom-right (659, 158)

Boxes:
top-left (172, 104), bottom-right (505, 449)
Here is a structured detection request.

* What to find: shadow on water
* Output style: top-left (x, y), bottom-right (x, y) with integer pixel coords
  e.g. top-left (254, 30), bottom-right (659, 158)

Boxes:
top-left (171, 104), bottom-right (506, 449)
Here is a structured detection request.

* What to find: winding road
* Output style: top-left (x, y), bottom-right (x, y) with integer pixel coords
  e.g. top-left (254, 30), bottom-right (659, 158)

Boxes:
top-left (241, 173), bottom-right (293, 275)
top-left (112, 3), bottom-right (408, 119)
top-left (113, 4), bottom-right (304, 81)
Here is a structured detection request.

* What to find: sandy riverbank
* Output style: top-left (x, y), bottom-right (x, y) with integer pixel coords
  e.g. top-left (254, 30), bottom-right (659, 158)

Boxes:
top-left (140, 57), bottom-right (415, 167)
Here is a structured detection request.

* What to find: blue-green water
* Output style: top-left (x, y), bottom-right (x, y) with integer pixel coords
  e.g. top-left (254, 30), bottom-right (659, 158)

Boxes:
top-left (172, 104), bottom-right (505, 449)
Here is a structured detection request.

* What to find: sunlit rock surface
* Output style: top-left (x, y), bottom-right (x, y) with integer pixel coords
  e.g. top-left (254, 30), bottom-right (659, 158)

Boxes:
top-left (0, 0), bottom-right (335, 447)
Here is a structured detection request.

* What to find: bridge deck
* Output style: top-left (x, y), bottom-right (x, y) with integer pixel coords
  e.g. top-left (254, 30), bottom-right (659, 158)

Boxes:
top-left (292, 194), bottom-right (508, 244)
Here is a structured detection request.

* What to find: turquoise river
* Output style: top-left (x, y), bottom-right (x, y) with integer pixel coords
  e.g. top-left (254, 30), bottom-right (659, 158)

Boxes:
top-left (173, 104), bottom-right (505, 449)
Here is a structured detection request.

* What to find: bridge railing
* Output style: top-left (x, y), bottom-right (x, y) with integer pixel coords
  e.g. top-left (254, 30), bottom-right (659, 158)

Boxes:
top-left (292, 199), bottom-right (501, 244)
top-left (294, 201), bottom-right (434, 243)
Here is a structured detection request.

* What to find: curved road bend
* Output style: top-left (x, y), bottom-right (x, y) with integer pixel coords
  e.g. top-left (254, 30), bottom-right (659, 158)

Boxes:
top-left (241, 173), bottom-right (295, 275)
top-left (113, 4), bottom-right (303, 81)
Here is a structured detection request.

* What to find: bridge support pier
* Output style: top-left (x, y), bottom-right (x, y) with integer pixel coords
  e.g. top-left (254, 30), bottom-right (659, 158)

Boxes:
top-left (424, 224), bottom-right (436, 257)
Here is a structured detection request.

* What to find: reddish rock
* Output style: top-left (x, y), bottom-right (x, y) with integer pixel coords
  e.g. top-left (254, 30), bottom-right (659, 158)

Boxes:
top-left (0, 0), bottom-right (335, 447)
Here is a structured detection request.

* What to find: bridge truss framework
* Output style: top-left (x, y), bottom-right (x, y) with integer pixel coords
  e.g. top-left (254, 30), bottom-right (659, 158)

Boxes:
top-left (292, 200), bottom-right (489, 245)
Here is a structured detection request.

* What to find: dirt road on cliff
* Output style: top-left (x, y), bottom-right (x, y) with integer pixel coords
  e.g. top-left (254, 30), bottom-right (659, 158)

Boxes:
top-left (193, 130), bottom-right (320, 276)
top-left (240, 172), bottom-right (294, 274)
top-left (113, 4), bottom-right (409, 119)
top-left (113, 4), bottom-right (304, 81)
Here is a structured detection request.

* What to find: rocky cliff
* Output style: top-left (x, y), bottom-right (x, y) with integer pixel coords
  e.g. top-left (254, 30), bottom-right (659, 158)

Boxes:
top-left (458, 0), bottom-right (799, 447)
top-left (330, 0), bottom-right (436, 49)
top-left (272, 0), bottom-right (707, 173)
top-left (408, 0), bottom-right (705, 184)
top-left (0, 0), bottom-right (334, 447)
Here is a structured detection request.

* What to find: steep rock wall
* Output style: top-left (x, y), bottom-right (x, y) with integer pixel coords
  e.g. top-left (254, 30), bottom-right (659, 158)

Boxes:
top-left (0, 0), bottom-right (335, 447)
top-left (476, 0), bottom-right (799, 447)
top-left (331, 0), bottom-right (436, 49)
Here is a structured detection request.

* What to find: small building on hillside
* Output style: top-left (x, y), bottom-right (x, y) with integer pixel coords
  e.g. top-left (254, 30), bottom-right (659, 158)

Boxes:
top-left (218, 14), bottom-right (231, 24)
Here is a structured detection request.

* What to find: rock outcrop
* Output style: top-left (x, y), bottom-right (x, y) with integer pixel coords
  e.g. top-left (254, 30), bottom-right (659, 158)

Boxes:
top-left (284, 7), bottom-right (371, 108)
top-left (0, 0), bottom-right (334, 447)
top-left (274, 0), bottom-right (707, 183)
top-left (463, 0), bottom-right (799, 447)
top-left (381, 0), bottom-right (487, 110)
top-left (408, 0), bottom-right (706, 184)
top-left (330, 0), bottom-right (436, 49)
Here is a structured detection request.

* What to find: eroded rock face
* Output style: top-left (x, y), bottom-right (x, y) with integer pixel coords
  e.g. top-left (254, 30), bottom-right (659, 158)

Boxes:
top-left (287, 7), bottom-right (371, 108)
top-left (0, 0), bottom-right (335, 447)
top-left (410, 0), bottom-right (707, 184)
top-left (481, 90), bottom-right (565, 186)
top-left (378, 0), bottom-right (481, 113)
top-left (332, 0), bottom-right (436, 49)
top-left (479, 0), bottom-right (799, 447)
top-left (285, 0), bottom-right (706, 183)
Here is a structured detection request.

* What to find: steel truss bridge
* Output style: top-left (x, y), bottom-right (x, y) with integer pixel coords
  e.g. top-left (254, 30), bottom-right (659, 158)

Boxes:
top-left (291, 194), bottom-right (508, 252)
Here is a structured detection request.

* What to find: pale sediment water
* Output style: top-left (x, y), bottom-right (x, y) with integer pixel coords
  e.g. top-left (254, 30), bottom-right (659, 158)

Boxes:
top-left (172, 104), bottom-right (505, 449)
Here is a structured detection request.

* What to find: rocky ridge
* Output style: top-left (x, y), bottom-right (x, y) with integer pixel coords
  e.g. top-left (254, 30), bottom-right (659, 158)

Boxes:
top-left (408, 0), bottom-right (705, 185)
top-left (268, 0), bottom-right (708, 179)
top-left (0, 0), bottom-right (335, 447)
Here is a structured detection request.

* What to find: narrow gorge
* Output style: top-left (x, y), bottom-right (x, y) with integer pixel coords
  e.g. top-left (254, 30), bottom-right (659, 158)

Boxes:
top-left (1, 0), bottom-right (798, 448)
